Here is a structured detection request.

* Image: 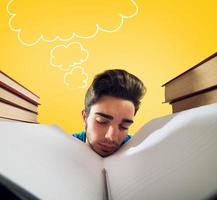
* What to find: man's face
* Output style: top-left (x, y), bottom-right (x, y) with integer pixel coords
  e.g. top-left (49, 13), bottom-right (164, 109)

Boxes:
top-left (82, 96), bottom-right (135, 157)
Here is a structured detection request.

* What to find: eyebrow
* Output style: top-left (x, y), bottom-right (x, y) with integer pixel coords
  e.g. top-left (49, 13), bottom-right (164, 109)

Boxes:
top-left (122, 118), bottom-right (134, 124)
top-left (94, 112), bottom-right (134, 124)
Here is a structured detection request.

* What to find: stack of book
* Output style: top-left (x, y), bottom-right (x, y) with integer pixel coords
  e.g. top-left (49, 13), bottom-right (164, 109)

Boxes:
top-left (0, 70), bottom-right (40, 123)
top-left (162, 52), bottom-right (217, 113)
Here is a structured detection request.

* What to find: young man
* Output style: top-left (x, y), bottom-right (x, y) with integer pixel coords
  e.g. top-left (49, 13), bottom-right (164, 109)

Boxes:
top-left (73, 69), bottom-right (146, 157)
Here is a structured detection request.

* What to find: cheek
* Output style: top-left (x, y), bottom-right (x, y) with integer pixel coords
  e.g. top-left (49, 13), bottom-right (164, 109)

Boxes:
top-left (118, 131), bottom-right (128, 142)
top-left (87, 120), bottom-right (106, 142)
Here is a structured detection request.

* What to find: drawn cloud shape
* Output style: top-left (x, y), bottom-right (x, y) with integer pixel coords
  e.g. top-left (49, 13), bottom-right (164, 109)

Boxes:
top-left (7, 0), bottom-right (139, 46)
top-left (64, 66), bottom-right (88, 89)
top-left (50, 42), bottom-right (88, 71)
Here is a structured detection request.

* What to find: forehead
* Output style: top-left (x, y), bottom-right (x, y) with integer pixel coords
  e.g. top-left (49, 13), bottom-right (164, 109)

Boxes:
top-left (90, 96), bottom-right (135, 118)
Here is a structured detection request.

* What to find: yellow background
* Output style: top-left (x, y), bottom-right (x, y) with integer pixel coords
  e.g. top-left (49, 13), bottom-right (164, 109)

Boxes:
top-left (0, 0), bottom-right (217, 134)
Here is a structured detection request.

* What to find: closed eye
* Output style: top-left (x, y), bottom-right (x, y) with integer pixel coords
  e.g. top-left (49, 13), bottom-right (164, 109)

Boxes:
top-left (119, 125), bottom-right (128, 131)
top-left (96, 120), bottom-right (109, 125)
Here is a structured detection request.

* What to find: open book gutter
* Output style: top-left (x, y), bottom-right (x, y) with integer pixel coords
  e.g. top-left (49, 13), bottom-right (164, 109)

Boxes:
top-left (0, 173), bottom-right (40, 200)
top-left (102, 168), bottom-right (112, 200)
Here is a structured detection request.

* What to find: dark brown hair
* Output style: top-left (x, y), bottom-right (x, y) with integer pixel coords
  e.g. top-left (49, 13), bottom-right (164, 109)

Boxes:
top-left (84, 69), bottom-right (146, 115)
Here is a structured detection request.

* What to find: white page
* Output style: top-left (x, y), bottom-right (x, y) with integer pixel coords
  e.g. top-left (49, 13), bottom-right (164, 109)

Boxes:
top-left (0, 122), bottom-right (103, 200)
top-left (103, 103), bottom-right (217, 200)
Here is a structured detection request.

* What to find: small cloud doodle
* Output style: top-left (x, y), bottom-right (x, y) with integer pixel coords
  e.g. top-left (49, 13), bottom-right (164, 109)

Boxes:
top-left (7, 0), bottom-right (139, 46)
top-left (64, 66), bottom-right (88, 89)
top-left (50, 42), bottom-right (88, 71)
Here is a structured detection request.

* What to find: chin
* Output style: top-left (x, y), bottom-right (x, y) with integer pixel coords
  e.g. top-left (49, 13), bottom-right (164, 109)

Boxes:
top-left (96, 147), bottom-right (117, 157)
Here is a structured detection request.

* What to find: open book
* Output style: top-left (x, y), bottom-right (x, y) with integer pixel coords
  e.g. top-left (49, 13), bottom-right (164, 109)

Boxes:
top-left (1, 103), bottom-right (217, 200)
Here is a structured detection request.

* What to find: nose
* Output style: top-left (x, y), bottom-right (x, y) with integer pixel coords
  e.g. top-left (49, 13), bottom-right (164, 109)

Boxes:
top-left (105, 125), bottom-right (119, 144)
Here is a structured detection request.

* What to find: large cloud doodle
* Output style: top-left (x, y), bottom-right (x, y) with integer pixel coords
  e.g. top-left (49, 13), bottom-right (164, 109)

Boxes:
top-left (64, 66), bottom-right (88, 89)
top-left (7, 0), bottom-right (139, 89)
top-left (50, 42), bottom-right (88, 71)
top-left (7, 0), bottom-right (139, 46)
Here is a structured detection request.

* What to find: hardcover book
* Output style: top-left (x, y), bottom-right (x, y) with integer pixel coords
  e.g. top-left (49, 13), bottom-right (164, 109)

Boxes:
top-left (0, 99), bottom-right (37, 123)
top-left (0, 86), bottom-right (38, 112)
top-left (163, 52), bottom-right (217, 103)
top-left (0, 71), bottom-right (39, 105)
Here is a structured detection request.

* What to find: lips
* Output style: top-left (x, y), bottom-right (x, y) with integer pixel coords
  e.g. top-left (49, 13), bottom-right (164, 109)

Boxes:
top-left (98, 143), bottom-right (117, 152)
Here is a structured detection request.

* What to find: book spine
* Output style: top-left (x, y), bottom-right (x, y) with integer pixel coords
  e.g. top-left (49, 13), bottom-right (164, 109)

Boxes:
top-left (0, 70), bottom-right (39, 98)
top-left (169, 85), bottom-right (217, 104)
top-left (0, 116), bottom-right (38, 124)
top-left (0, 81), bottom-right (39, 106)
top-left (0, 97), bottom-right (38, 114)
top-left (162, 52), bottom-right (217, 86)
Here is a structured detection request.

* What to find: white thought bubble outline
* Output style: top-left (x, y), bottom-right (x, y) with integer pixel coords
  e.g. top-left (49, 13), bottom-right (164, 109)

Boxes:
top-left (64, 66), bottom-right (89, 89)
top-left (50, 42), bottom-right (89, 71)
top-left (7, 0), bottom-right (139, 46)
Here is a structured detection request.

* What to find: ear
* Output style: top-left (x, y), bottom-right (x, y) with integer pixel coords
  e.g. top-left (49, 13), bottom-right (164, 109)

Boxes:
top-left (82, 109), bottom-right (88, 128)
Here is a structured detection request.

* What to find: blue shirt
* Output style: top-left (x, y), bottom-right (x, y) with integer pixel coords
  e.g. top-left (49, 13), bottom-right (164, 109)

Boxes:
top-left (72, 131), bottom-right (132, 146)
